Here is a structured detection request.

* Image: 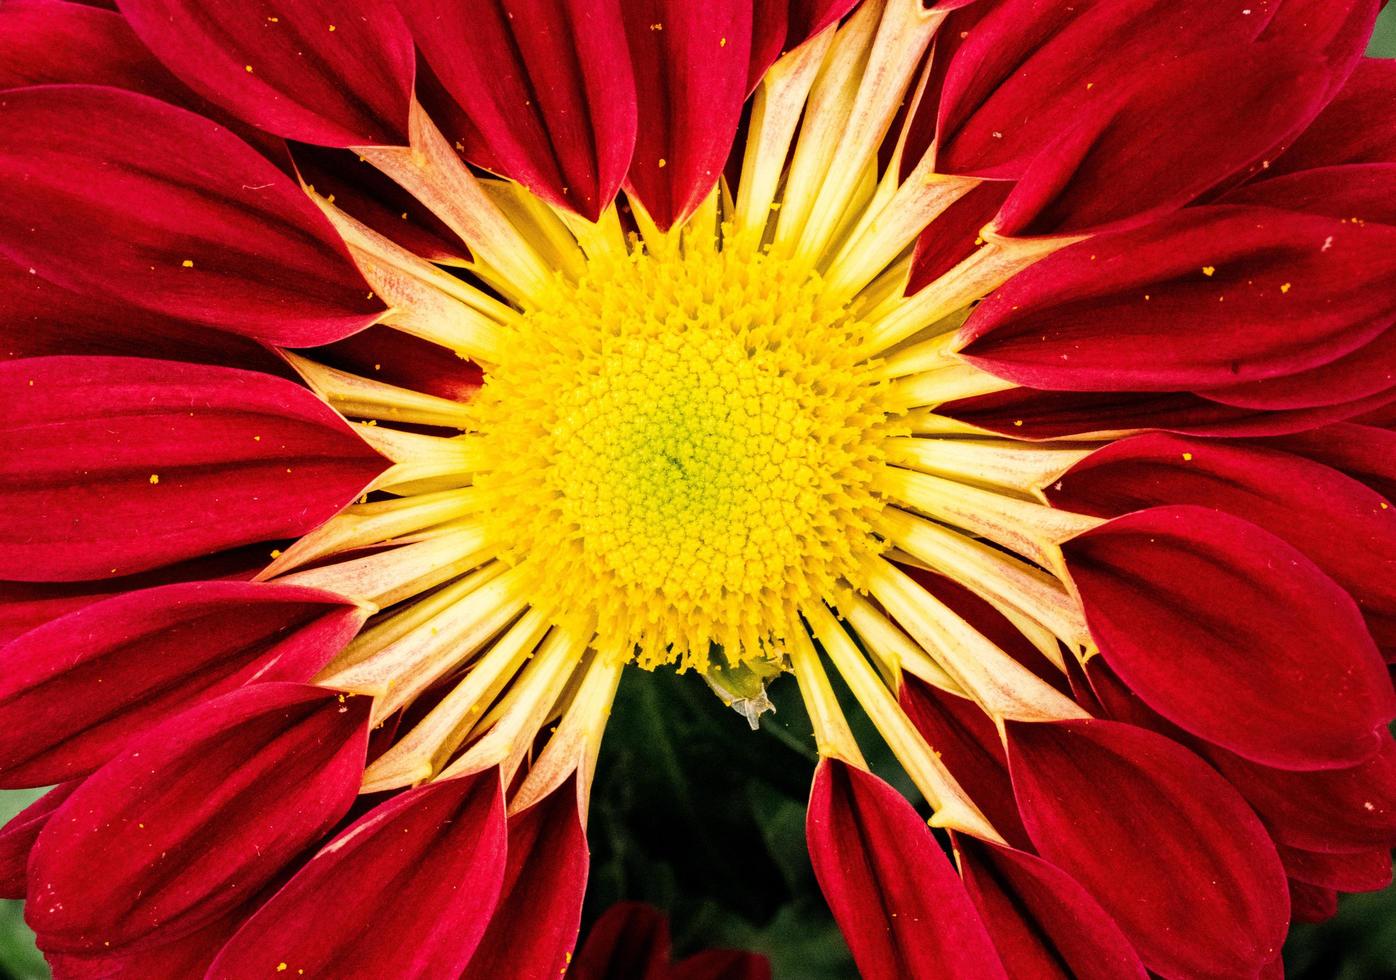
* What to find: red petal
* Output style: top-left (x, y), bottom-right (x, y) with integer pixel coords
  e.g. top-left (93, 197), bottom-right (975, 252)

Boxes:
top-left (0, 256), bottom-right (285, 373)
top-left (1274, 56), bottom-right (1396, 173)
top-left (27, 683), bottom-right (370, 953)
top-left (621, 1), bottom-right (752, 230)
top-left (1006, 718), bottom-right (1289, 978)
top-left (0, 86), bottom-right (382, 347)
top-left (291, 143), bottom-right (470, 264)
top-left (899, 677), bottom-right (1031, 852)
top-left (1265, 422), bottom-right (1396, 505)
top-left (1221, 162), bottom-right (1396, 225)
top-left (1197, 322), bottom-right (1396, 412)
top-left (461, 779), bottom-right (588, 980)
top-left (48, 904), bottom-right (249, 980)
top-left (116, 0), bottom-right (413, 146)
top-left (0, 581), bottom-right (368, 788)
top-left (312, 325), bottom-right (484, 404)
top-left (210, 771), bottom-right (507, 978)
top-left (1084, 656), bottom-right (1396, 855)
top-left (957, 837), bottom-right (1146, 980)
top-left (962, 207), bottom-right (1396, 391)
top-left (1208, 734), bottom-right (1396, 854)
top-left (0, 356), bottom-right (387, 582)
top-left (807, 759), bottom-right (1006, 980)
top-left (671, 949), bottom-right (773, 980)
top-left (0, 546), bottom-right (267, 647)
top-left (569, 902), bottom-right (671, 980)
top-left (0, 0), bottom-right (187, 100)
top-left (1050, 434), bottom-right (1396, 670)
top-left (1277, 843), bottom-right (1393, 893)
top-left (1289, 879), bottom-right (1338, 924)
top-left (906, 181), bottom-right (1013, 294)
top-left (993, 45), bottom-right (1331, 238)
top-left (936, 0), bottom-right (1237, 179)
top-left (403, 0), bottom-right (636, 221)
top-left (0, 783), bottom-right (78, 900)
top-left (942, 385), bottom-right (1396, 440)
top-left (1062, 505), bottom-right (1392, 769)
top-left (748, 1), bottom-right (856, 90)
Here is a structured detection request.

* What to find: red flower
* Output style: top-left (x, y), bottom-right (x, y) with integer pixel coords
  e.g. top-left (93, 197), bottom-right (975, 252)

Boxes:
top-left (1, 0), bottom-right (1394, 977)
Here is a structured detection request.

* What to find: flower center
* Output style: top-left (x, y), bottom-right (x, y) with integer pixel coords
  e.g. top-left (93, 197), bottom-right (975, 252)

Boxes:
top-left (471, 229), bottom-right (900, 670)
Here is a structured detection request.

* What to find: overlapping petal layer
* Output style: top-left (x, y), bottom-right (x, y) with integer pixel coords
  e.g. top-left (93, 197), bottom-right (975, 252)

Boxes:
top-left (0, 357), bottom-right (387, 581)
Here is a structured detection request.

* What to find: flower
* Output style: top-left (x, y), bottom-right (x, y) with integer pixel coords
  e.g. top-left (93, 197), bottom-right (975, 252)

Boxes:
top-left (1, 0), bottom-right (1394, 977)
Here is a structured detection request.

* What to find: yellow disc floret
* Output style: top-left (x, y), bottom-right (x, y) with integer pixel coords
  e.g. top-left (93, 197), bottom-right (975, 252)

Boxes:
top-left (471, 228), bottom-right (899, 670)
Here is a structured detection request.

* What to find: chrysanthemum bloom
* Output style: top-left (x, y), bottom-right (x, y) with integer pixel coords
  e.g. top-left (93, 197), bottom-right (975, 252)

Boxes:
top-left (1, 0), bottom-right (1395, 976)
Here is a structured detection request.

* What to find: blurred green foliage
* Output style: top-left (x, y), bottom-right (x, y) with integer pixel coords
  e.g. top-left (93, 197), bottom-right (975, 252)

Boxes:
top-left (2, 8), bottom-right (1395, 979)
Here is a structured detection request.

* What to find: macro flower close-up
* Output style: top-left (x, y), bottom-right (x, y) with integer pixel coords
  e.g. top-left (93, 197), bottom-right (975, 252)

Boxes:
top-left (1, 0), bottom-right (1395, 977)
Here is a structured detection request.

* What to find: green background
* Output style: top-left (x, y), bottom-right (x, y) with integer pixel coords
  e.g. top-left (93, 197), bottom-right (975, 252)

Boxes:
top-left (3, 11), bottom-right (1395, 979)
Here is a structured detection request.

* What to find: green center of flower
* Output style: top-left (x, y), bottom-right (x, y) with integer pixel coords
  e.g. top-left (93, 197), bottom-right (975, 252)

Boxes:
top-left (470, 229), bottom-right (900, 669)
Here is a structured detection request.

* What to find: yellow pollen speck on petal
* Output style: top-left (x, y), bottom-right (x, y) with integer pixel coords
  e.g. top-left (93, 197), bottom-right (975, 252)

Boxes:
top-left (1182, 452), bottom-right (1194, 462)
top-left (329, 24), bottom-right (336, 31)
top-left (657, 158), bottom-right (667, 168)
top-left (245, 64), bottom-right (254, 73)
top-left (720, 37), bottom-right (728, 46)
top-left (181, 259), bottom-right (194, 268)
top-left (270, 549), bottom-right (282, 559)
top-left (148, 474), bottom-right (159, 484)
top-left (1281, 282), bottom-right (1292, 293)
top-left (1202, 266), bottom-right (1216, 277)
top-left (471, 228), bottom-right (901, 671)
top-left (1013, 419), bottom-right (1024, 427)
top-left (277, 965), bottom-right (288, 974)
top-left (1382, 502), bottom-right (1390, 510)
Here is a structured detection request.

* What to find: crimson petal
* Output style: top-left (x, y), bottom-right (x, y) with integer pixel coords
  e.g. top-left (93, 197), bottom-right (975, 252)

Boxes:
top-left (1221, 162), bottom-right (1396, 225)
top-left (807, 759), bottom-right (1006, 980)
top-left (27, 683), bottom-right (370, 953)
top-left (961, 207), bottom-right (1396, 391)
top-left (116, 0), bottom-right (413, 146)
top-left (1050, 435), bottom-right (1396, 665)
top-left (461, 779), bottom-right (588, 980)
top-left (1289, 879), bottom-right (1339, 924)
top-left (0, 581), bottom-right (368, 788)
top-left (748, 1), bottom-right (856, 90)
top-left (957, 837), bottom-right (1146, 980)
top-left (0, 546), bottom-right (267, 647)
top-left (0, 256), bottom-right (285, 373)
top-left (621, 0), bottom-right (753, 230)
top-left (1062, 505), bottom-right (1392, 769)
top-left (1265, 423), bottom-right (1396, 500)
top-left (209, 771), bottom-right (507, 979)
top-left (310, 325), bottom-right (484, 404)
top-left (1277, 844), bottom-right (1393, 893)
top-left (1197, 323), bottom-right (1396, 412)
top-left (0, 86), bottom-right (382, 347)
top-left (48, 905), bottom-right (250, 980)
top-left (899, 678), bottom-right (1031, 852)
top-left (993, 45), bottom-right (1331, 238)
top-left (672, 949), bottom-right (773, 980)
top-left (1208, 734), bottom-right (1396, 854)
top-left (907, 181), bottom-right (1014, 295)
top-left (936, 0), bottom-right (1237, 179)
top-left (0, 783), bottom-right (78, 900)
top-left (941, 385), bottom-right (1396, 440)
top-left (1272, 56), bottom-right (1396, 173)
top-left (1006, 718), bottom-right (1289, 978)
top-left (403, 0), bottom-right (636, 222)
top-left (0, 356), bottom-right (387, 582)
top-left (0, 0), bottom-right (187, 100)
top-left (568, 902), bottom-right (671, 980)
